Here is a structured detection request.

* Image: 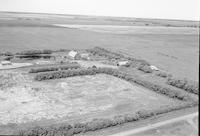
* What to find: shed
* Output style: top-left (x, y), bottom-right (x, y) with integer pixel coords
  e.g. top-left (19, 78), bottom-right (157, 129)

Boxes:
top-left (150, 65), bottom-right (159, 71)
top-left (68, 50), bottom-right (78, 59)
top-left (1, 60), bottom-right (12, 65)
top-left (80, 53), bottom-right (90, 60)
top-left (117, 61), bottom-right (129, 66)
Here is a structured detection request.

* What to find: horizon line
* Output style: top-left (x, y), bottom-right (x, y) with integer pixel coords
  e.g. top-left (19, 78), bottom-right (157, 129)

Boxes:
top-left (0, 10), bottom-right (199, 22)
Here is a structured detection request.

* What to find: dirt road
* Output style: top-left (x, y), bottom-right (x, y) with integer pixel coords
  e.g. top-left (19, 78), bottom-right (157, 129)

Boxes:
top-left (109, 112), bottom-right (198, 136)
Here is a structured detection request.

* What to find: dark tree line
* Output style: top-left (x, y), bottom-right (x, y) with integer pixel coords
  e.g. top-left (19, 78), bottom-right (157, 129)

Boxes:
top-left (167, 77), bottom-right (199, 95)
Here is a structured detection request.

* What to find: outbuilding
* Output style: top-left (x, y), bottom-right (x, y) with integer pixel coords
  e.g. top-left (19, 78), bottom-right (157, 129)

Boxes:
top-left (117, 61), bottom-right (129, 66)
top-left (1, 60), bottom-right (12, 65)
top-left (68, 50), bottom-right (78, 59)
top-left (150, 65), bottom-right (159, 71)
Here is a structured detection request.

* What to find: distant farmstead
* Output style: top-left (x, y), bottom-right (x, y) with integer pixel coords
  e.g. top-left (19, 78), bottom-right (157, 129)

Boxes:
top-left (68, 50), bottom-right (78, 59)
top-left (1, 61), bottom-right (12, 65)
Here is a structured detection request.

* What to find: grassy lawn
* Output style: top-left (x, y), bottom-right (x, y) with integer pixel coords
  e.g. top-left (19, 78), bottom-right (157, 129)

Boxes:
top-left (0, 71), bottom-right (187, 134)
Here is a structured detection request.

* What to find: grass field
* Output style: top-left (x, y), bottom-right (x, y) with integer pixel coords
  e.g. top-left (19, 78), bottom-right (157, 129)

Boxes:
top-left (0, 12), bottom-right (199, 81)
top-left (0, 72), bottom-right (184, 125)
top-left (0, 70), bottom-right (187, 134)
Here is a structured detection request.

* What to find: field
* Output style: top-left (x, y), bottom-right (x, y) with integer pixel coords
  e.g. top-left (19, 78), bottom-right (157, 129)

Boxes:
top-left (0, 70), bottom-right (185, 129)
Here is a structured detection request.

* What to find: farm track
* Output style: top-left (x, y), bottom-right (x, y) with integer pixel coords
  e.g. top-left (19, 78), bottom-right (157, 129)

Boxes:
top-left (109, 112), bottom-right (198, 136)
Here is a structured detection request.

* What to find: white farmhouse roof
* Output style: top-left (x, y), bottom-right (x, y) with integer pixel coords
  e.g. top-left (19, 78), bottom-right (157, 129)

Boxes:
top-left (150, 65), bottom-right (159, 71)
top-left (68, 50), bottom-right (78, 58)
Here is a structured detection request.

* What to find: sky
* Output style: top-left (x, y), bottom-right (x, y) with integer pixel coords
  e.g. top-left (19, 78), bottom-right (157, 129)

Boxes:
top-left (0, 0), bottom-right (199, 20)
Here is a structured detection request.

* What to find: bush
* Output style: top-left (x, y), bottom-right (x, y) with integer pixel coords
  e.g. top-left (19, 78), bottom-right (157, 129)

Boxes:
top-left (138, 65), bottom-right (153, 73)
top-left (167, 77), bottom-right (199, 95)
top-left (30, 67), bottom-right (59, 73)
top-left (3, 56), bottom-right (14, 60)
top-left (2, 51), bottom-right (14, 56)
top-left (155, 71), bottom-right (168, 78)
top-left (29, 64), bottom-right (81, 73)
top-left (87, 47), bottom-right (124, 60)
top-left (17, 49), bottom-right (52, 55)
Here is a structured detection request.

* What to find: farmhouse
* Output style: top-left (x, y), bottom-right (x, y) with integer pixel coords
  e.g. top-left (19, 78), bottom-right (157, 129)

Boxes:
top-left (68, 50), bottom-right (78, 59)
top-left (1, 60), bottom-right (12, 65)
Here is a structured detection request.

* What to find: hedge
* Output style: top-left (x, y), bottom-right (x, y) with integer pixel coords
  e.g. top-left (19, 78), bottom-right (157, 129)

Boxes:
top-left (29, 64), bottom-right (81, 73)
top-left (155, 71), bottom-right (168, 78)
top-left (0, 51), bottom-right (14, 56)
top-left (137, 65), bottom-right (153, 73)
top-left (18, 102), bottom-right (196, 136)
top-left (87, 47), bottom-right (150, 67)
top-left (87, 47), bottom-right (124, 60)
top-left (34, 68), bottom-right (196, 102)
top-left (16, 49), bottom-right (53, 55)
top-left (167, 77), bottom-right (199, 95)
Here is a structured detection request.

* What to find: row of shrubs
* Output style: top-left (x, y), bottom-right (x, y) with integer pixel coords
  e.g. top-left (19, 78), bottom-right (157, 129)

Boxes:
top-left (0, 51), bottom-right (14, 56)
top-left (137, 65), bottom-right (153, 73)
top-left (29, 64), bottom-right (81, 73)
top-left (87, 47), bottom-right (125, 60)
top-left (167, 77), bottom-right (199, 95)
top-left (34, 68), bottom-right (197, 102)
top-left (155, 71), bottom-right (169, 78)
top-left (87, 47), bottom-right (151, 67)
top-left (16, 49), bottom-right (53, 55)
top-left (19, 102), bottom-right (196, 136)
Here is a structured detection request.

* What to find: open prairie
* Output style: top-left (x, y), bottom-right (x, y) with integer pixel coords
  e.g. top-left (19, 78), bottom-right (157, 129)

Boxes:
top-left (0, 12), bottom-right (199, 80)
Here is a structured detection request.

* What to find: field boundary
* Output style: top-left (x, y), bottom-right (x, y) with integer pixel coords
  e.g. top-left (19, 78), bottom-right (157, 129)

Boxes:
top-left (18, 67), bottom-right (198, 136)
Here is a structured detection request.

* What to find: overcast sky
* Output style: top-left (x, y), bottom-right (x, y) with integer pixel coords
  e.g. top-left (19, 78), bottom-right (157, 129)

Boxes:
top-left (0, 0), bottom-right (199, 20)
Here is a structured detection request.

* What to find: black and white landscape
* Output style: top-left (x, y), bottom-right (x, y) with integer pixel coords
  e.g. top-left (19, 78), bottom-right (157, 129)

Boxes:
top-left (0, 0), bottom-right (199, 136)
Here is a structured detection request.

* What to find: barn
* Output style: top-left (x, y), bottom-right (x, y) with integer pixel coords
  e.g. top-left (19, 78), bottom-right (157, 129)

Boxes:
top-left (117, 61), bottom-right (129, 66)
top-left (150, 65), bottom-right (159, 71)
top-left (68, 50), bottom-right (78, 60)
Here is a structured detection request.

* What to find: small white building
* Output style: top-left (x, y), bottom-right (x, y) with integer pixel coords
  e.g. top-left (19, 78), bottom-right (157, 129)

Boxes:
top-left (150, 65), bottom-right (159, 71)
top-left (117, 61), bottom-right (129, 66)
top-left (68, 50), bottom-right (78, 59)
top-left (1, 60), bottom-right (12, 65)
top-left (80, 53), bottom-right (90, 60)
